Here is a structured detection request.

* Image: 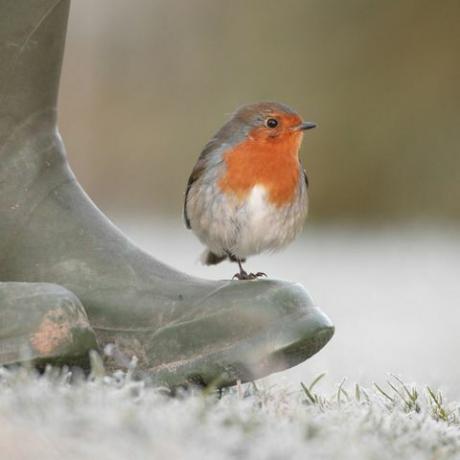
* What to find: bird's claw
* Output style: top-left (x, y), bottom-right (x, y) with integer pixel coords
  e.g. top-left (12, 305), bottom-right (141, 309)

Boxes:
top-left (232, 271), bottom-right (267, 281)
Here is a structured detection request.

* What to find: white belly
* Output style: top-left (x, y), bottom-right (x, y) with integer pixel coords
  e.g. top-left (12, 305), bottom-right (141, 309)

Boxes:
top-left (230, 184), bottom-right (307, 258)
top-left (235, 185), bottom-right (275, 256)
top-left (188, 182), bottom-right (308, 260)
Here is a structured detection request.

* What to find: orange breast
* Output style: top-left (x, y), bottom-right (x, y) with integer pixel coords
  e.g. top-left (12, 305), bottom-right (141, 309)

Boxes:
top-left (218, 132), bottom-right (303, 207)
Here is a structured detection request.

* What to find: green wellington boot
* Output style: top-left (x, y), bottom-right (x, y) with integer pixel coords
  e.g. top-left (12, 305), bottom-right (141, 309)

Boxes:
top-left (0, 0), bottom-right (334, 387)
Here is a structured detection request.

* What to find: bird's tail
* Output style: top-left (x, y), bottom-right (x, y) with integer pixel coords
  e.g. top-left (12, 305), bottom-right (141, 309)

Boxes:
top-left (200, 250), bottom-right (227, 266)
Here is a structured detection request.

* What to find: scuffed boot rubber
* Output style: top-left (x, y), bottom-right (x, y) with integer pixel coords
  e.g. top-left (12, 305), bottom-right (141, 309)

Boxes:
top-left (0, 282), bottom-right (97, 367)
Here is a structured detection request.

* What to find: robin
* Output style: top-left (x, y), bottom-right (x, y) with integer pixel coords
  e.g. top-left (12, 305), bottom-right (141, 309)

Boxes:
top-left (184, 102), bottom-right (316, 280)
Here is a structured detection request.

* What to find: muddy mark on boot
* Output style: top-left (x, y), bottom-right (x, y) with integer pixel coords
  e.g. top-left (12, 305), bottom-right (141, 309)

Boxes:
top-left (30, 309), bottom-right (72, 356)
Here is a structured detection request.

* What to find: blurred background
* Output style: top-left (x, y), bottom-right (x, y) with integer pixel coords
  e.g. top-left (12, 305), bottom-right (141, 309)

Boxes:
top-left (59, 1), bottom-right (460, 394)
top-left (60, 0), bottom-right (460, 222)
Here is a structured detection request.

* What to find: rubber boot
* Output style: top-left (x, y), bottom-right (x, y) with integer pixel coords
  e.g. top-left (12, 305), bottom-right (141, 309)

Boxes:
top-left (0, 0), bottom-right (334, 387)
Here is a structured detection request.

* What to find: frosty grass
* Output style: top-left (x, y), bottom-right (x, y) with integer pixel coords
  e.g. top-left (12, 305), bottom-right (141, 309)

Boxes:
top-left (1, 360), bottom-right (460, 460)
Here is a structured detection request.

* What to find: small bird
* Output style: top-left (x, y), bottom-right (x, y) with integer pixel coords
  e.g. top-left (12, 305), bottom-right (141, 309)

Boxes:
top-left (184, 102), bottom-right (316, 280)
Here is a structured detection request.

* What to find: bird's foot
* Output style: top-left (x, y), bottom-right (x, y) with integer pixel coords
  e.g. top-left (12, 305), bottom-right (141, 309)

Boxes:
top-left (233, 271), bottom-right (267, 281)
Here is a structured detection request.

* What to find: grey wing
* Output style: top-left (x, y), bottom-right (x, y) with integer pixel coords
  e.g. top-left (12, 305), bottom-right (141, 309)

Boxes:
top-left (300, 159), bottom-right (309, 189)
top-left (184, 118), bottom-right (244, 229)
top-left (303, 169), bottom-right (309, 188)
top-left (183, 140), bottom-right (219, 229)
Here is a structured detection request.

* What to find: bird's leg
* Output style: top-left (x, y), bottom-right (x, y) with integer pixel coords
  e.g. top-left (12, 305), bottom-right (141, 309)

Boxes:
top-left (227, 251), bottom-right (248, 280)
top-left (230, 254), bottom-right (267, 281)
top-left (235, 258), bottom-right (249, 280)
top-left (226, 250), bottom-right (248, 280)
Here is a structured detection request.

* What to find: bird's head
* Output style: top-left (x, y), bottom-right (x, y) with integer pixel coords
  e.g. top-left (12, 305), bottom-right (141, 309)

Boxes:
top-left (229, 102), bottom-right (316, 146)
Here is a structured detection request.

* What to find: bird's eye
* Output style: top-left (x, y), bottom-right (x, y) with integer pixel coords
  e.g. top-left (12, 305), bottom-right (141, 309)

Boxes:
top-left (265, 118), bottom-right (278, 128)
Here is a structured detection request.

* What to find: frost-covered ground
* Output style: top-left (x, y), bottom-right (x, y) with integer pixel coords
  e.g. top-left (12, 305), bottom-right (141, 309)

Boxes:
top-left (1, 222), bottom-right (460, 459)
top-left (1, 365), bottom-right (460, 460)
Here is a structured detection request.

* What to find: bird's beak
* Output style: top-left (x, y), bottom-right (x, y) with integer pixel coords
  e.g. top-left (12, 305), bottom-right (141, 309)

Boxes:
top-left (296, 121), bottom-right (317, 131)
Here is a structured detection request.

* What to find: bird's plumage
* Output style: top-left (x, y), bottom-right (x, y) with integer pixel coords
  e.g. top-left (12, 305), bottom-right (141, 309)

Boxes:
top-left (184, 102), bottom-right (314, 276)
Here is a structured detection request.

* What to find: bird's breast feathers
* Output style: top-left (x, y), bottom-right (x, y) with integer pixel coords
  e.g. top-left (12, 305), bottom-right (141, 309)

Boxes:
top-left (217, 135), bottom-right (303, 207)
